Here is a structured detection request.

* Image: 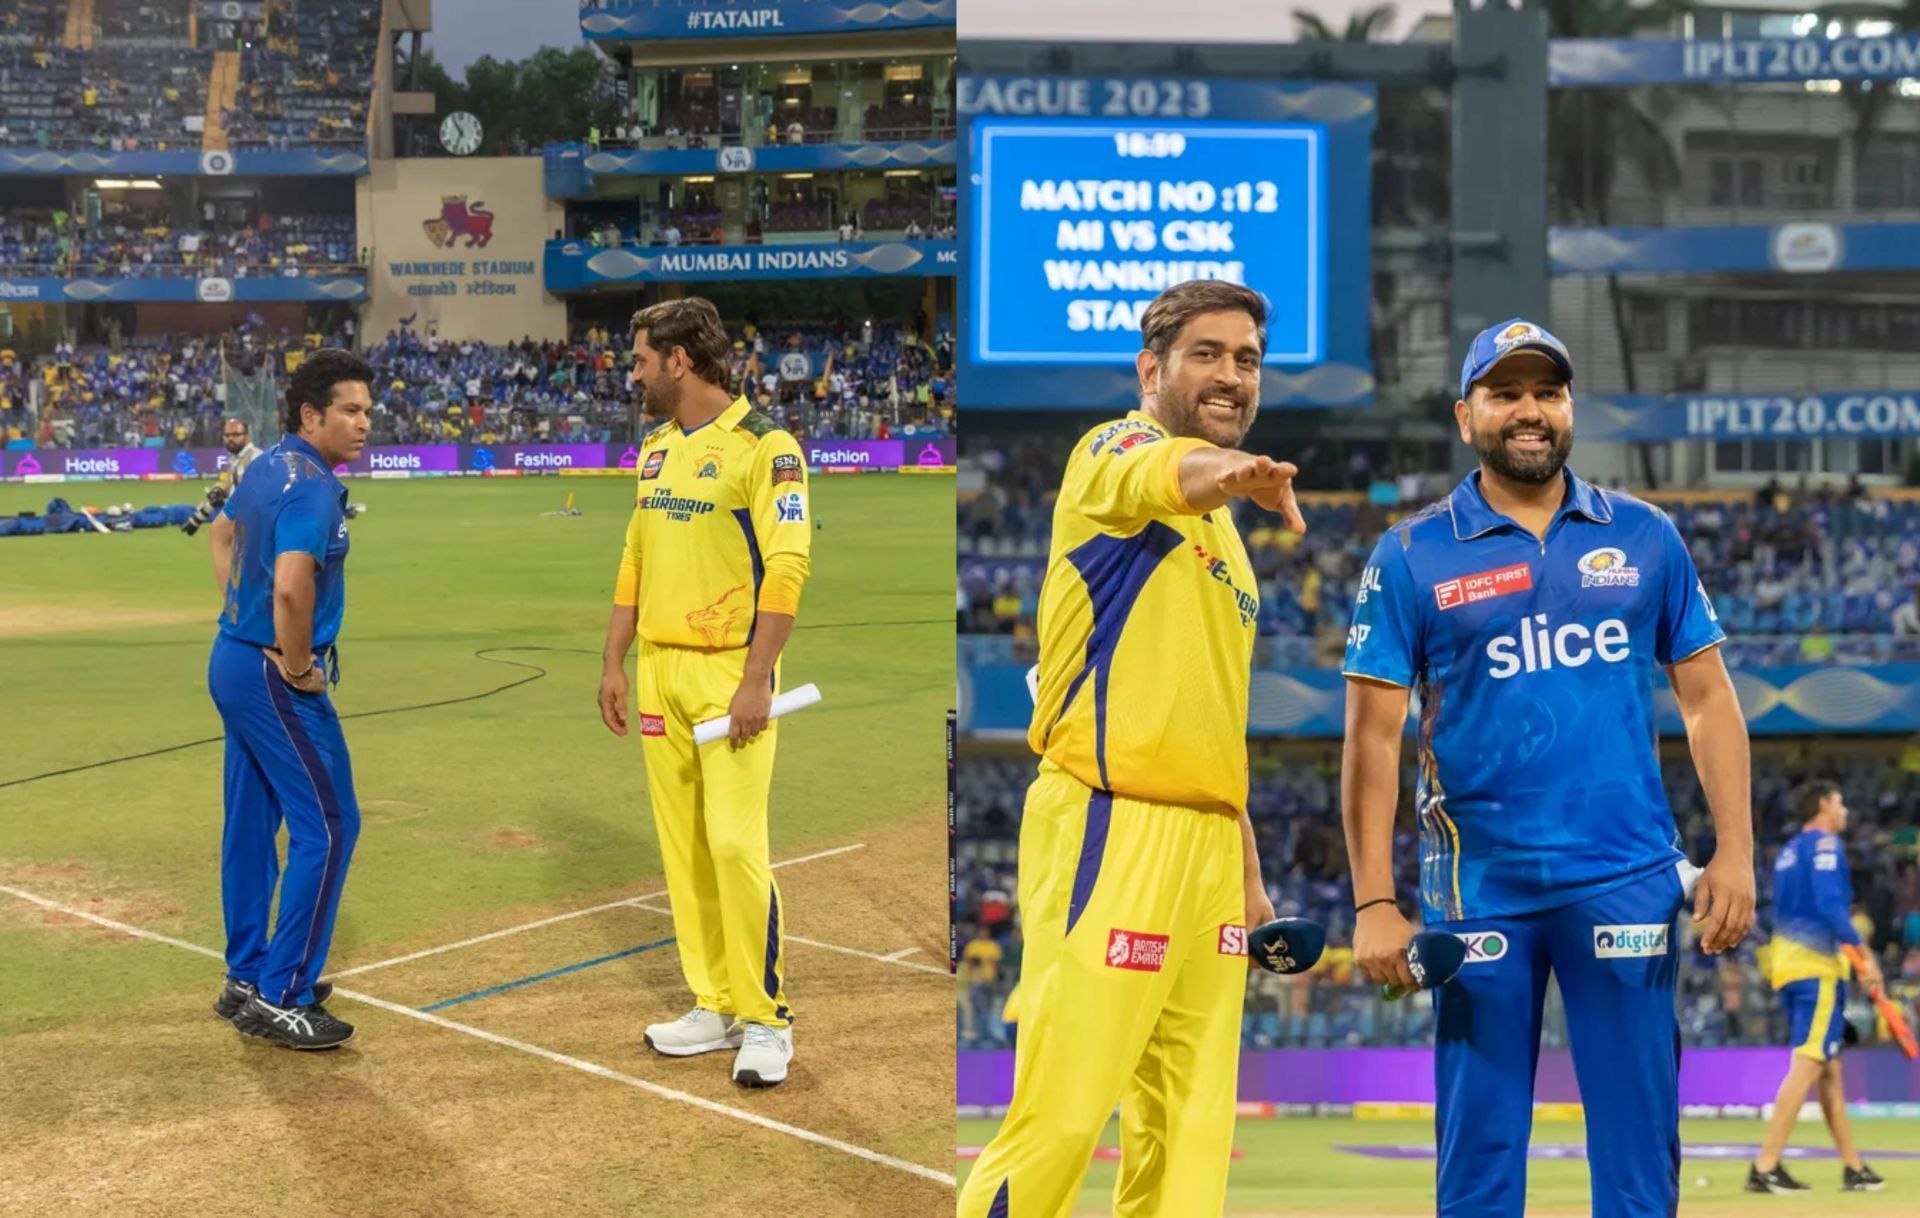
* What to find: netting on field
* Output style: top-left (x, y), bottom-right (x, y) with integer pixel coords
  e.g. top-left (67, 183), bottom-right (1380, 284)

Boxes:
top-left (221, 346), bottom-right (282, 448)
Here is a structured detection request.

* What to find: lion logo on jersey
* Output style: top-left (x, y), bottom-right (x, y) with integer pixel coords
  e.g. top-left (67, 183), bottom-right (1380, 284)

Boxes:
top-left (1107, 931), bottom-right (1131, 967)
top-left (685, 584), bottom-right (754, 647)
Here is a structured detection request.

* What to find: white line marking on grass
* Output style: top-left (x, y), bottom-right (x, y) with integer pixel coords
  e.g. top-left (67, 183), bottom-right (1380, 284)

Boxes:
top-left (881, 947), bottom-right (923, 962)
top-left (631, 902), bottom-right (949, 977)
top-left (0, 885), bottom-right (226, 961)
top-left (329, 842), bottom-right (867, 979)
top-left (339, 988), bottom-right (956, 1186)
top-left (0, 878), bottom-right (955, 1189)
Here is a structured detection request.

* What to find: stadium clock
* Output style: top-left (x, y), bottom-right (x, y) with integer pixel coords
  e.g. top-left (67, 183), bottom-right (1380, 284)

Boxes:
top-left (440, 111), bottom-right (483, 156)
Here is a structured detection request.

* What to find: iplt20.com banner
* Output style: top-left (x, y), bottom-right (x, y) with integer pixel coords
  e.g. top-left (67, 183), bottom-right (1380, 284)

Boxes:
top-left (1, 440), bottom-right (956, 480)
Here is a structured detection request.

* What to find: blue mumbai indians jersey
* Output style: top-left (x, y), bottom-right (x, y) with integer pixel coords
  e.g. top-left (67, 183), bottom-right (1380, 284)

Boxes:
top-left (1768, 828), bottom-right (1860, 985)
top-left (1342, 470), bottom-right (1724, 923)
top-left (217, 433), bottom-right (351, 650)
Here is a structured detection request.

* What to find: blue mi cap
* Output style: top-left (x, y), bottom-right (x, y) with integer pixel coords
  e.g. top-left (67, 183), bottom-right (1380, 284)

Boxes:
top-left (1460, 318), bottom-right (1575, 398)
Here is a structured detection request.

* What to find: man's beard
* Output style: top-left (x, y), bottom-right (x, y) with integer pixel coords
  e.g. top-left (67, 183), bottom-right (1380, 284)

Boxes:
top-left (225, 440), bottom-right (246, 455)
top-left (1474, 419), bottom-right (1572, 485)
top-left (1158, 381), bottom-right (1254, 447)
top-left (644, 375), bottom-right (681, 417)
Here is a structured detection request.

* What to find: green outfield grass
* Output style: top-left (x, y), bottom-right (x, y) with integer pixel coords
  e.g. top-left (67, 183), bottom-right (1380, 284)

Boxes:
top-left (0, 472), bottom-right (952, 1032)
top-left (957, 1115), bottom-right (1919, 1216)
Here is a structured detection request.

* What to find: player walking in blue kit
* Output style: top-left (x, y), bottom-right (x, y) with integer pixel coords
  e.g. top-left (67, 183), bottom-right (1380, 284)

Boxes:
top-left (205, 349), bottom-right (373, 1049)
top-left (1341, 320), bottom-right (1757, 1217)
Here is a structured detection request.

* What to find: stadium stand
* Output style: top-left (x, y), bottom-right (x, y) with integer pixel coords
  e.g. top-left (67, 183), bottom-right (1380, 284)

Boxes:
top-left (956, 749), bottom-right (1920, 1051)
top-left (959, 441), bottom-right (1920, 669)
top-left (0, 207), bottom-right (360, 277)
top-left (0, 0), bottom-right (374, 152)
top-left (3, 319), bottom-right (953, 450)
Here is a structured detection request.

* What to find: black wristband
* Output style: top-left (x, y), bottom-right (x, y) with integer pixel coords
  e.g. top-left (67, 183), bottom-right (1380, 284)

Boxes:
top-left (1355, 897), bottom-right (1396, 915)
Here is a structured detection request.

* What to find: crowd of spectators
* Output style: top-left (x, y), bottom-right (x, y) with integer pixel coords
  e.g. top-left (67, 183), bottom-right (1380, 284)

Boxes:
top-left (227, 0), bottom-right (377, 149)
top-left (2, 317), bottom-right (956, 450)
top-left (960, 439), bottom-right (1920, 669)
top-left (956, 749), bottom-right (1920, 1051)
top-left (0, 206), bottom-right (359, 277)
top-left (0, 0), bottom-right (375, 153)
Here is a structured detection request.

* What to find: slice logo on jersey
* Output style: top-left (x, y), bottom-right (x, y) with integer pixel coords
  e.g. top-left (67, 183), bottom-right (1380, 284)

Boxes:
top-left (686, 584), bottom-right (753, 648)
top-left (1106, 928), bottom-right (1170, 972)
top-left (696, 458), bottom-right (720, 480)
top-left (639, 713), bottom-right (666, 737)
top-left (1457, 931), bottom-right (1509, 964)
top-left (1218, 924), bottom-right (1248, 957)
top-left (771, 453), bottom-right (803, 485)
top-left (775, 491), bottom-right (807, 524)
top-left (1487, 614), bottom-right (1630, 679)
top-left (1577, 546), bottom-right (1641, 588)
top-left (640, 450), bottom-right (667, 480)
top-left (1435, 562), bottom-right (1533, 611)
top-left (1594, 924), bottom-right (1668, 958)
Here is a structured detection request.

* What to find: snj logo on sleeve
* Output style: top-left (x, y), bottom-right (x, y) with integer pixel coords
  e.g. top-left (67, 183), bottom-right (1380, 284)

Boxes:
top-left (1435, 562), bottom-right (1533, 611)
top-left (1577, 546), bottom-right (1640, 588)
top-left (1594, 924), bottom-right (1668, 958)
top-left (1107, 928), bottom-right (1171, 972)
top-left (1218, 924), bottom-right (1248, 957)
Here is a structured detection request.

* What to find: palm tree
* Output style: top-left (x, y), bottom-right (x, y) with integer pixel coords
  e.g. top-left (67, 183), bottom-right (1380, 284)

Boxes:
top-left (1544, 0), bottom-right (1692, 484)
top-left (1292, 4), bottom-right (1397, 43)
top-left (1820, 2), bottom-right (1920, 210)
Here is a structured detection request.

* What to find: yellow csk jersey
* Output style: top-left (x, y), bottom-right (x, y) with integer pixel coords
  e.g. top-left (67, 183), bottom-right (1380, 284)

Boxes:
top-left (613, 396), bottom-right (811, 649)
top-left (1028, 411), bottom-right (1260, 811)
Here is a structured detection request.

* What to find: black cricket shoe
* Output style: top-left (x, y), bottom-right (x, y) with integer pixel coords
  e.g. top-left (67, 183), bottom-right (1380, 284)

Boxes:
top-left (231, 993), bottom-right (355, 1050)
top-left (1843, 1164), bottom-right (1886, 1192)
top-left (1747, 1163), bottom-right (1812, 1193)
top-left (214, 978), bottom-right (334, 1021)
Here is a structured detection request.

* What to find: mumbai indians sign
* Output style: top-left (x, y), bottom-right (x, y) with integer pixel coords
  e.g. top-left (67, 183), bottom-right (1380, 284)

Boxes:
top-left (1551, 33), bottom-right (1920, 86)
top-left (545, 240), bottom-right (955, 287)
top-left (1581, 392), bottom-right (1920, 441)
top-left (581, 0), bottom-right (953, 40)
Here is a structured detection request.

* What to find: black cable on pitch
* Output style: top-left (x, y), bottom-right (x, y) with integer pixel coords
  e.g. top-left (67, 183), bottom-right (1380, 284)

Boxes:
top-left (0, 617), bottom-right (945, 791)
top-left (0, 647), bottom-right (557, 791)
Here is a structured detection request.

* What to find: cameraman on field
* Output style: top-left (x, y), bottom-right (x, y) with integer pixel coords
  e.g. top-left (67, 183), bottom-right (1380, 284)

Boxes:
top-left (184, 418), bottom-right (262, 549)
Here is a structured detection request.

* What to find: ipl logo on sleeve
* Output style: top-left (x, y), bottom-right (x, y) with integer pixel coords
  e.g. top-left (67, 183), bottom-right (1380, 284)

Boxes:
top-left (775, 491), bottom-right (806, 524)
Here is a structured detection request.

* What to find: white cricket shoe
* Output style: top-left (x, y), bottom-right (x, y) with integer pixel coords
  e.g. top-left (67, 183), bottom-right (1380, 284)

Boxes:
top-left (643, 1007), bottom-right (742, 1057)
top-left (731, 1023), bottom-right (793, 1087)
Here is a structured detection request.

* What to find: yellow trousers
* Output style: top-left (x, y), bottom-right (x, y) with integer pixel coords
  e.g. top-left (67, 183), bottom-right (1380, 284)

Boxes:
top-left (959, 763), bottom-right (1246, 1218)
top-left (635, 640), bottom-right (790, 1028)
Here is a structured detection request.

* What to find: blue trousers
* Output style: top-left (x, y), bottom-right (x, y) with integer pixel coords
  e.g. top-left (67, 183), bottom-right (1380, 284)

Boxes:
top-left (1434, 862), bottom-right (1688, 1218)
top-left (207, 634), bottom-right (360, 1008)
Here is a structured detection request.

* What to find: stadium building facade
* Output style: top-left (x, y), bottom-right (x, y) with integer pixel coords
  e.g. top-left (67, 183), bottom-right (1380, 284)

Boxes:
top-left (541, 0), bottom-right (956, 331)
